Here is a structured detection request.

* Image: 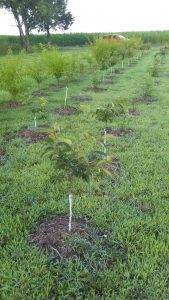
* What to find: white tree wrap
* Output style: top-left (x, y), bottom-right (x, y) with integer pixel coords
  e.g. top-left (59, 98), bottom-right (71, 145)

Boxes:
top-left (68, 193), bottom-right (73, 232)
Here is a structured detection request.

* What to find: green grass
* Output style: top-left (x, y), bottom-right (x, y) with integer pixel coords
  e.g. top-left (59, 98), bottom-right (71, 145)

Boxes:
top-left (0, 48), bottom-right (169, 299)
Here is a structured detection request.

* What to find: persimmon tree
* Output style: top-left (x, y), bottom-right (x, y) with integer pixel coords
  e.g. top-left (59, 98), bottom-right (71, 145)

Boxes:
top-left (0, 50), bottom-right (30, 101)
top-left (42, 48), bottom-right (66, 86)
top-left (44, 124), bottom-right (111, 232)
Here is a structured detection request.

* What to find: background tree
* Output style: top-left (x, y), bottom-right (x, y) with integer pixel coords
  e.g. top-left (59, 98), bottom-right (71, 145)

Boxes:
top-left (0, 0), bottom-right (39, 51)
top-left (0, 0), bottom-right (74, 50)
top-left (34, 0), bottom-right (74, 43)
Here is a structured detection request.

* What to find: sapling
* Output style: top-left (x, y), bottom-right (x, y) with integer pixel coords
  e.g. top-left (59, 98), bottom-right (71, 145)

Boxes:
top-left (118, 43), bottom-right (128, 69)
top-left (91, 72), bottom-right (100, 88)
top-left (0, 50), bottom-right (30, 101)
top-left (29, 56), bottom-right (48, 87)
top-left (44, 124), bottom-right (112, 232)
top-left (64, 54), bottom-right (78, 83)
top-left (31, 97), bottom-right (49, 120)
top-left (110, 67), bottom-right (113, 76)
top-left (44, 128), bottom-right (90, 232)
top-left (95, 104), bottom-right (116, 155)
top-left (141, 73), bottom-right (154, 99)
top-left (111, 97), bottom-right (130, 129)
top-left (85, 53), bottom-right (96, 70)
top-left (42, 48), bottom-right (66, 87)
top-left (159, 48), bottom-right (167, 64)
top-left (91, 38), bottom-right (112, 70)
top-left (149, 63), bottom-right (159, 78)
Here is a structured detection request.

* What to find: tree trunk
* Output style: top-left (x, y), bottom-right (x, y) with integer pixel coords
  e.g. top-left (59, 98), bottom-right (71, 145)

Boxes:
top-left (13, 11), bottom-right (27, 49)
top-left (24, 20), bottom-right (31, 52)
top-left (46, 25), bottom-right (51, 44)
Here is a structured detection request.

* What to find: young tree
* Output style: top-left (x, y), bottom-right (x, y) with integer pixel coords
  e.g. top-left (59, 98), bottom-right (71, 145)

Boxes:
top-left (42, 48), bottom-right (66, 86)
top-left (141, 73), bottom-right (154, 98)
top-left (0, 50), bottom-right (30, 101)
top-left (95, 104), bottom-right (116, 155)
top-left (44, 125), bottom-right (112, 232)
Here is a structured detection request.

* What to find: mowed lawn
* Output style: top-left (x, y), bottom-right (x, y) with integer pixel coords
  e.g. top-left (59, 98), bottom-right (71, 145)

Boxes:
top-left (0, 48), bottom-right (169, 300)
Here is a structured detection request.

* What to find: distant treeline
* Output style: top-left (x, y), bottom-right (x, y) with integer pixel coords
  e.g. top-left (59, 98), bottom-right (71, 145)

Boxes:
top-left (120, 31), bottom-right (169, 44)
top-left (0, 31), bottom-right (169, 54)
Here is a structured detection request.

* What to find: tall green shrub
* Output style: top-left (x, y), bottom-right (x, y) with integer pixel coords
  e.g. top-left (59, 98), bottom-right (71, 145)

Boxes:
top-left (42, 48), bottom-right (66, 85)
top-left (28, 56), bottom-right (48, 86)
top-left (0, 51), bottom-right (30, 101)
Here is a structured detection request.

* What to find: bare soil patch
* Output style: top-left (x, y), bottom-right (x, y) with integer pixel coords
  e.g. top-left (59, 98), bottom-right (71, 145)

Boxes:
top-left (38, 124), bottom-right (49, 128)
top-left (30, 215), bottom-right (88, 257)
top-left (106, 128), bottom-right (133, 137)
top-left (114, 68), bottom-right (122, 74)
top-left (72, 95), bottom-right (92, 102)
top-left (138, 203), bottom-right (154, 214)
top-left (106, 75), bottom-right (115, 80)
top-left (3, 102), bottom-right (25, 109)
top-left (89, 157), bottom-right (120, 175)
top-left (84, 87), bottom-right (107, 93)
top-left (49, 83), bottom-right (65, 89)
top-left (128, 109), bottom-right (140, 116)
top-left (133, 96), bottom-right (155, 103)
top-left (101, 157), bottom-right (121, 174)
top-left (0, 150), bottom-right (8, 166)
top-left (18, 128), bottom-right (49, 142)
top-left (54, 107), bottom-right (80, 116)
top-left (32, 92), bottom-right (49, 97)
top-left (130, 61), bottom-right (137, 65)
top-left (101, 80), bottom-right (114, 85)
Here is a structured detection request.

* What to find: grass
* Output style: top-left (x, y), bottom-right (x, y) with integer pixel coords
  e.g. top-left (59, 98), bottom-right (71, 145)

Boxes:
top-left (0, 48), bottom-right (169, 299)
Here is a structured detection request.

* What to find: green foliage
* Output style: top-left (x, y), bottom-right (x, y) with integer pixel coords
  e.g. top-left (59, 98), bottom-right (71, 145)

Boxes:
top-left (115, 96), bottom-right (129, 114)
top-left (91, 71), bottom-right (100, 88)
top-left (32, 97), bottom-right (49, 119)
top-left (33, 0), bottom-right (74, 40)
top-left (95, 99), bottom-right (129, 128)
top-left (84, 53), bottom-right (96, 68)
top-left (141, 73), bottom-right (154, 97)
top-left (28, 56), bottom-right (48, 85)
top-left (64, 54), bottom-right (78, 83)
top-left (91, 39), bottom-right (112, 69)
top-left (1, 45), bottom-right (169, 300)
top-left (44, 127), bottom-right (90, 183)
top-left (1, 31), bottom-right (169, 51)
top-left (0, 51), bottom-right (30, 100)
top-left (149, 63), bottom-right (160, 77)
top-left (42, 48), bottom-right (66, 83)
top-left (44, 124), bottom-right (113, 183)
top-left (95, 103), bottom-right (116, 127)
top-left (0, 41), bottom-right (22, 55)
top-left (91, 38), bottom-right (142, 71)
top-left (120, 30), bottom-right (169, 45)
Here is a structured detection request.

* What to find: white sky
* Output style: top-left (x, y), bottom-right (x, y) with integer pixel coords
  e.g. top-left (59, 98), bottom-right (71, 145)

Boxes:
top-left (0, 0), bottom-right (169, 35)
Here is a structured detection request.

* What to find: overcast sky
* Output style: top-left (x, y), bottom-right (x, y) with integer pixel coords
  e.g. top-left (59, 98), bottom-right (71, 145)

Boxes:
top-left (0, 0), bottom-right (169, 35)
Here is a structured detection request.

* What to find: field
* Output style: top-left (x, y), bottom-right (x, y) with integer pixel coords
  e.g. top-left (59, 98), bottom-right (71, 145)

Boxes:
top-left (0, 44), bottom-right (169, 299)
top-left (0, 31), bottom-right (169, 55)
